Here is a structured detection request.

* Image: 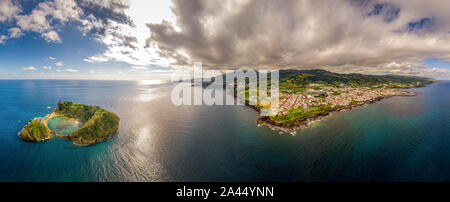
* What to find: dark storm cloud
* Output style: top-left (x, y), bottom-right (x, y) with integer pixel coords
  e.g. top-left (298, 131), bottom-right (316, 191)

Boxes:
top-left (145, 0), bottom-right (450, 78)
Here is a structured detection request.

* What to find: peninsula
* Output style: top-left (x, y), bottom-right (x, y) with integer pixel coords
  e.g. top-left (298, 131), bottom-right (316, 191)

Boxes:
top-left (19, 101), bottom-right (120, 145)
top-left (252, 70), bottom-right (434, 132)
top-left (203, 69), bottom-right (435, 133)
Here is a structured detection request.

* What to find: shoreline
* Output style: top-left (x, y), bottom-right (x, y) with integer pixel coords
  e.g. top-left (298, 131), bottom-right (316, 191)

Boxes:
top-left (71, 122), bottom-right (119, 146)
top-left (42, 111), bottom-right (57, 139)
top-left (248, 89), bottom-right (420, 133)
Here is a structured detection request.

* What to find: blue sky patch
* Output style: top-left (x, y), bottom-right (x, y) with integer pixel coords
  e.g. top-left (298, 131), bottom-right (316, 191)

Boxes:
top-left (367, 3), bottom-right (384, 16)
top-left (424, 58), bottom-right (450, 69)
top-left (407, 17), bottom-right (435, 32)
top-left (366, 3), bottom-right (400, 23)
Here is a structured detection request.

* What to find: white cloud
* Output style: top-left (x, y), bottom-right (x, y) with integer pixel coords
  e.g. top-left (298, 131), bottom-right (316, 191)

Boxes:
top-left (8, 27), bottom-right (23, 38)
top-left (89, 69), bottom-right (101, 74)
top-left (83, 55), bottom-right (109, 63)
top-left (55, 69), bottom-right (61, 72)
top-left (15, 0), bottom-right (81, 40)
top-left (66, 69), bottom-right (78, 72)
top-left (81, 0), bottom-right (176, 68)
top-left (42, 66), bottom-right (52, 70)
top-left (131, 66), bottom-right (149, 70)
top-left (55, 62), bottom-right (63, 66)
top-left (3, 0), bottom-right (90, 44)
top-left (2, 0), bottom-right (138, 45)
top-left (0, 0), bottom-right (21, 22)
top-left (23, 66), bottom-right (37, 71)
top-left (0, 35), bottom-right (7, 45)
top-left (42, 31), bottom-right (62, 43)
top-left (0, 28), bottom-right (23, 44)
top-left (48, 56), bottom-right (56, 60)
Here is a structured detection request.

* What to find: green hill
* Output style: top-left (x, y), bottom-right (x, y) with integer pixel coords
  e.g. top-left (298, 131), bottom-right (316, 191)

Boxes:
top-left (278, 69), bottom-right (433, 89)
top-left (19, 119), bottom-right (51, 142)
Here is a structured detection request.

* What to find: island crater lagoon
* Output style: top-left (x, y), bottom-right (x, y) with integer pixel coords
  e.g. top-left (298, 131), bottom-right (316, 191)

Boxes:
top-left (1, 79), bottom-right (450, 181)
top-left (48, 117), bottom-right (81, 135)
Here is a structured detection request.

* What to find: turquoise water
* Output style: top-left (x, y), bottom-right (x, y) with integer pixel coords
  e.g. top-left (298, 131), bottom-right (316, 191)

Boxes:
top-left (47, 117), bottom-right (81, 135)
top-left (0, 80), bottom-right (449, 181)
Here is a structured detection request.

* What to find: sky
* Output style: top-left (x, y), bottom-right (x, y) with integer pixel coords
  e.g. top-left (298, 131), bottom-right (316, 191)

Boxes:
top-left (0, 0), bottom-right (450, 80)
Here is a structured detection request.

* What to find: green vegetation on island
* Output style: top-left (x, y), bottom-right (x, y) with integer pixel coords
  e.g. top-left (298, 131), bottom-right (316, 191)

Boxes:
top-left (19, 101), bottom-right (120, 145)
top-left (19, 119), bottom-right (51, 142)
top-left (56, 101), bottom-right (120, 145)
top-left (271, 104), bottom-right (334, 123)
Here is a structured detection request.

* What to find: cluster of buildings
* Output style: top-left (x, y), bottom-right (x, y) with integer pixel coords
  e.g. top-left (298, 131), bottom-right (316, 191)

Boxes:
top-left (276, 85), bottom-right (399, 116)
top-left (278, 94), bottom-right (309, 115)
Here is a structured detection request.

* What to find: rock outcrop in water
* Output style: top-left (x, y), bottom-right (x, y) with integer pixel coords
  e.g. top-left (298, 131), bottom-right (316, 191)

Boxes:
top-left (19, 101), bottom-right (120, 145)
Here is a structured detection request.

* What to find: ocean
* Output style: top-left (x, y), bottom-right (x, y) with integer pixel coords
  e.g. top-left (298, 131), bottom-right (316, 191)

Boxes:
top-left (0, 80), bottom-right (449, 182)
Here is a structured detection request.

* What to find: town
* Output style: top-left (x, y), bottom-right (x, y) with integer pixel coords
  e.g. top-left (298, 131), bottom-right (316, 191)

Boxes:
top-left (276, 84), bottom-right (406, 116)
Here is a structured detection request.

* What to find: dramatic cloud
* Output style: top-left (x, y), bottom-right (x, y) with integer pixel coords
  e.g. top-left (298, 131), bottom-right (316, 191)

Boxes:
top-left (146, 0), bottom-right (450, 78)
top-left (75, 0), bottom-right (133, 30)
top-left (23, 66), bottom-right (36, 71)
top-left (82, 0), bottom-right (177, 67)
top-left (2, 0), bottom-right (450, 79)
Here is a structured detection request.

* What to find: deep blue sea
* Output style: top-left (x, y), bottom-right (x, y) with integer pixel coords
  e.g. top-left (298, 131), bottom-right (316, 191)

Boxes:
top-left (0, 80), bottom-right (449, 182)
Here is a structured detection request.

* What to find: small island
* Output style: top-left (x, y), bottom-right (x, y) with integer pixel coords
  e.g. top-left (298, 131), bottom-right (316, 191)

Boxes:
top-left (19, 101), bottom-right (120, 145)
